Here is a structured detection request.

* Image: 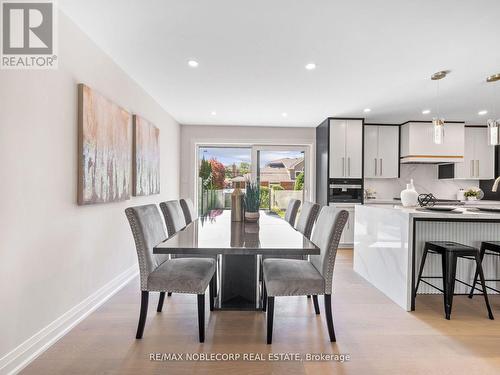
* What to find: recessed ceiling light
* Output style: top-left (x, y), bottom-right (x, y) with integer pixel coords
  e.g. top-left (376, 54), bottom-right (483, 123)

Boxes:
top-left (305, 63), bottom-right (316, 70)
top-left (363, 108), bottom-right (371, 113)
top-left (478, 110), bottom-right (488, 116)
top-left (187, 60), bottom-right (199, 68)
top-left (211, 111), bottom-right (217, 116)
top-left (282, 112), bottom-right (288, 117)
top-left (422, 109), bottom-right (431, 114)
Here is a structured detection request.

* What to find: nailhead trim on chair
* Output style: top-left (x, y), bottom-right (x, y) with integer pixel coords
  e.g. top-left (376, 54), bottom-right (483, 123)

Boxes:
top-left (125, 208), bottom-right (151, 291)
top-left (324, 210), bottom-right (348, 294)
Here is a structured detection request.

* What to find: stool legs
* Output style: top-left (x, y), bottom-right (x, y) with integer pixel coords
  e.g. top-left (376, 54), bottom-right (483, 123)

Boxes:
top-left (474, 253), bottom-right (494, 320)
top-left (414, 246), bottom-right (429, 298)
top-left (444, 252), bottom-right (457, 320)
top-left (468, 243), bottom-right (486, 298)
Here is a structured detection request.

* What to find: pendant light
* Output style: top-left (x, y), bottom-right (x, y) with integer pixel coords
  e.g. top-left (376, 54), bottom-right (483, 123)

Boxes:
top-left (486, 73), bottom-right (500, 146)
top-left (431, 70), bottom-right (449, 144)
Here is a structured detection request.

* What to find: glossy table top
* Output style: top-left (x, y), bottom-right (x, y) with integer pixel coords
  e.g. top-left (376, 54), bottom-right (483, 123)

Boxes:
top-left (154, 210), bottom-right (320, 255)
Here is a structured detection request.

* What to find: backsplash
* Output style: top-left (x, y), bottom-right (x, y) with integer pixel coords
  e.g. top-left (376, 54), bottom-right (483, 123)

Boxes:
top-left (365, 164), bottom-right (479, 200)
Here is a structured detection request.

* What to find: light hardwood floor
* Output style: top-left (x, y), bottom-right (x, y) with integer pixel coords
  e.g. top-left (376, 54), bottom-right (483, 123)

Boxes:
top-left (23, 250), bottom-right (500, 375)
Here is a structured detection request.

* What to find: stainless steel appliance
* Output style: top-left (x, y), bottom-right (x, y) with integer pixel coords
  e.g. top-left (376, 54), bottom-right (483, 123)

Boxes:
top-left (329, 178), bottom-right (363, 203)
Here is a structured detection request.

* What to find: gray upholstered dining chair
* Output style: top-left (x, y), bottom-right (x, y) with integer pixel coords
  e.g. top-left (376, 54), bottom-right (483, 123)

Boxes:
top-left (262, 206), bottom-right (348, 344)
top-left (180, 198), bottom-right (197, 224)
top-left (295, 201), bottom-right (321, 240)
top-left (159, 200), bottom-right (187, 236)
top-left (125, 204), bottom-right (216, 342)
top-left (284, 199), bottom-right (301, 226)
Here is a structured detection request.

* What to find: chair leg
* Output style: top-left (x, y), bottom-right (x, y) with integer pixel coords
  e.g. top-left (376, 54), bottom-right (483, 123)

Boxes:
top-left (444, 253), bottom-right (457, 320)
top-left (209, 275), bottom-right (215, 312)
top-left (441, 252), bottom-right (448, 318)
top-left (474, 253), bottom-right (494, 320)
top-left (262, 281), bottom-right (267, 311)
top-left (414, 246), bottom-right (429, 299)
top-left (136, 291), bottom-right (149, 339)
top-left (197, 294), bottom-right (205, 343)
top-left (312, 295), bottom-right (320, 315)
top-left (469, 243), bottom-right (486, 298)
top-left (167, 292), bottom-right (172, 297)
top-left (157, 292), bottom-right (165, 312)
top-left (324, 294), bottom-right (336, 342)
top-left (267, 296), bottom-right (275, 344)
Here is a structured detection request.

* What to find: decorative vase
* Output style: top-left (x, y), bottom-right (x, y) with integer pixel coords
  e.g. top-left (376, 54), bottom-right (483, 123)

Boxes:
top-left (401, 179), bottom-right (418, 207)
top-left (231, 187), bottom-right (243, 222)
top-left (467, 196), bottom-right (477, 201)
top-left (244, 211), bottom-right (260, 222)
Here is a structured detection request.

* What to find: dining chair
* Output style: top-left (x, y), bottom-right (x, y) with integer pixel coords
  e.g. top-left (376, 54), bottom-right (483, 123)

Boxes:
top-left (180, 198), bottom-right (197, 224)
top-left (284, 199), bottom-right (301, 226)
top-left (159, 200), bottom-right (187, 236)
top-left (262, 206), bottom-right (348, 344)
top-left (125, 204), bottom-right (216, 342)
top-left (295, 201), bottom-right (321, 240)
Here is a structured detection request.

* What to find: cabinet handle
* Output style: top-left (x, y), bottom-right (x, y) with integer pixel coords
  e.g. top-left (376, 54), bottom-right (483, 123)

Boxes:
top-left (470, 160), bottom-right (474, 178)
top-left (374, 158), bottom-right (377, 176)
top-left (476, 160), bottom-right (479, 177)
top-left (380, 158), bottom-right (383, 176)
top-left (342, 157), bottom-right (345, 176)
top-left (348, 157), bottom-right (351, 176)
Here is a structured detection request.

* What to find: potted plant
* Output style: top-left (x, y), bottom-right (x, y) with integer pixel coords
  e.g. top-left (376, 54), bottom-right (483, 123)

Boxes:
top-left (244, 180), bottom-right (260, 222)
top-left (464, 188), bottom-right (481, 201)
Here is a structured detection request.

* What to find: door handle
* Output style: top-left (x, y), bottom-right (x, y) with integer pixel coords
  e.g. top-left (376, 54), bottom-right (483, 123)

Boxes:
top-left (374, 158), bottom-right (377, 176)
top-left (380, 158), bottom-right (383, 176)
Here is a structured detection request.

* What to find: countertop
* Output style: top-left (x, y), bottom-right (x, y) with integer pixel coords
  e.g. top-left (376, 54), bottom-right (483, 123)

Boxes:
top-left (358, 204), bottom-right (500, 219)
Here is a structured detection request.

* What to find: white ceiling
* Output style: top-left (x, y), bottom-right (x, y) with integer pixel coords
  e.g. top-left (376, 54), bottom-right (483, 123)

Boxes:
top-left (59, 0), bottom-right (500, 127)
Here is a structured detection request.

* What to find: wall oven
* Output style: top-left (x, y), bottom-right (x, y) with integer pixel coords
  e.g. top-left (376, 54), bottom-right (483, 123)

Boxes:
top-left (328, 178), bottom-right (363, 203)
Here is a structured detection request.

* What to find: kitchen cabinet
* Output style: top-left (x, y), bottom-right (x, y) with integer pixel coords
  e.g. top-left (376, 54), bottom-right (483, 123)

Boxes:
top-left (330, 203), bottom-right (356, 247)
top-left (329, 119), bottom-right (363, 178)
top-left (452, 127), bottom-right (494, 180)
top-left (364, 125), bottom-right (399, 178)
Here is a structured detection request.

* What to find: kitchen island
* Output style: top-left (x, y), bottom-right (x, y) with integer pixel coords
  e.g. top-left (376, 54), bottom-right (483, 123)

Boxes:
top-left (353, 204), bottom-right (500, 311)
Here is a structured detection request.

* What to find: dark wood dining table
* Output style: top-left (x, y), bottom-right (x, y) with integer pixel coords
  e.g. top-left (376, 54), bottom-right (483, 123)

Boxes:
top-left (154, 209), bottom-right (320, 310)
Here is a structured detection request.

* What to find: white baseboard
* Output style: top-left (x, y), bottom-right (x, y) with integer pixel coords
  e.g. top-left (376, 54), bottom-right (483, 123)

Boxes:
top-left (0, 265), bottom-right (138, 375)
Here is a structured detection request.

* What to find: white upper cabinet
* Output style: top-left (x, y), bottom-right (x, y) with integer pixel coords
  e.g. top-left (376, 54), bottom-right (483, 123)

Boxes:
top-left (454, 127), bottom-right (494, 180)
top-left (364, 125), bottom-right (399, 178)
top-left (329, 119), bottom-right (363, 178)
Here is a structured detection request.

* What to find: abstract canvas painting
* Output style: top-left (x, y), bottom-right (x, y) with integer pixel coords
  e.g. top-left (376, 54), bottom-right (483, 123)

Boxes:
top-left (133, 115), bottom-right (160, 196)
top-left (78, 84), bottom-right (131, 205)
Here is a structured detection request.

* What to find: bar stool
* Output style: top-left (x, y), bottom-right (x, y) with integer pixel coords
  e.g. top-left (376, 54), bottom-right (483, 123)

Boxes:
top-left (414, 241), bottom-right (494, 320)
top-left (468, 241), bottom-right (500, 298)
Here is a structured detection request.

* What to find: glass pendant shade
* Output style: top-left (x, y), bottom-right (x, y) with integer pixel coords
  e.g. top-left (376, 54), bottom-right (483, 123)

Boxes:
top-left (433, 117), bottom-right (444, 144)
top-left (487, 119), bottom-right (500, 146)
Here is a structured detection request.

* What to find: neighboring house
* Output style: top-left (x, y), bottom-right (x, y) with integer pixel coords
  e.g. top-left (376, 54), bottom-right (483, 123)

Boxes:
top-left (259, 157), bottom-right (304, 190)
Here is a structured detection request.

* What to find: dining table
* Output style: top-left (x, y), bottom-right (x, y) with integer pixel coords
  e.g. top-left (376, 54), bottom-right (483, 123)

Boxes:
top-left (153, 209), bottom-right (320, 310)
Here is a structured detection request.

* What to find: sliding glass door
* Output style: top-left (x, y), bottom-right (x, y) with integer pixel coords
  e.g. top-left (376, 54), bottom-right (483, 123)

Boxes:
top-left (252, 145), bottom-right (309, 217)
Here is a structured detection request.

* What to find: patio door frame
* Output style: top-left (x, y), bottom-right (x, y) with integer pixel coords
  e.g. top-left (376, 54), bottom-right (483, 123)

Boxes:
top-left (194, 143), bottom-right (314, 213)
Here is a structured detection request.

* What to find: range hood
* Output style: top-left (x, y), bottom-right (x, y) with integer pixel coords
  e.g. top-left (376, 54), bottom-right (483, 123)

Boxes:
top-left (400, 121), bottom-right (465, 164)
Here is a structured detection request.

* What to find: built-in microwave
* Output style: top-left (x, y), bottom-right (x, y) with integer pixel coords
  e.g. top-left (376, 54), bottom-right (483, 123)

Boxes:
top-left (328, 178), bottom-right (363, 203)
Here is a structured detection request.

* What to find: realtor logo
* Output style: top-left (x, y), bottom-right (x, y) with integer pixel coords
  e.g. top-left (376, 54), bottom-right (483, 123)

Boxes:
top-left (1, 0), bottom-right (57, 69)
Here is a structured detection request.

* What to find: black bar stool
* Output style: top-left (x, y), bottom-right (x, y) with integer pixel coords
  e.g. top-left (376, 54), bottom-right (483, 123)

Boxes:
top-left (468, 241), bottom-right (500, 298)
top-left (414, 241), bottom-right (494, 320)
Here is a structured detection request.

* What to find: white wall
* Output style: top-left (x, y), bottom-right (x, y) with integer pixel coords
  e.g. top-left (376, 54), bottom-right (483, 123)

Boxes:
top-left (365, 164), bottom-right (479, 200)
top-left (180, 125), bottom-right (315, 205)
top-left (0, 11), bottom-right (180, 368)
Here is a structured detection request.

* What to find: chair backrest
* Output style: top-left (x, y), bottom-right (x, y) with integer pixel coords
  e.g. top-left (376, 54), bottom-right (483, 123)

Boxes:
top-left (284, 199), bottom-right (301, 226)
top-left (159, 200), bottom-right (187, 236)
top-left (310, 206), bottom-right (349, 294)
top-left (180, 198), bottom-right (196, 224)
top-left (125, 204), bottom-right (168, 291)
top-left (295, 201), bottom-right (320, 239)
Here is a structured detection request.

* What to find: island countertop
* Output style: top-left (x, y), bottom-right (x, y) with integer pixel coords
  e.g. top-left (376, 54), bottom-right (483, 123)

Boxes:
top-left (353, 204), bottom-right (500, 311)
